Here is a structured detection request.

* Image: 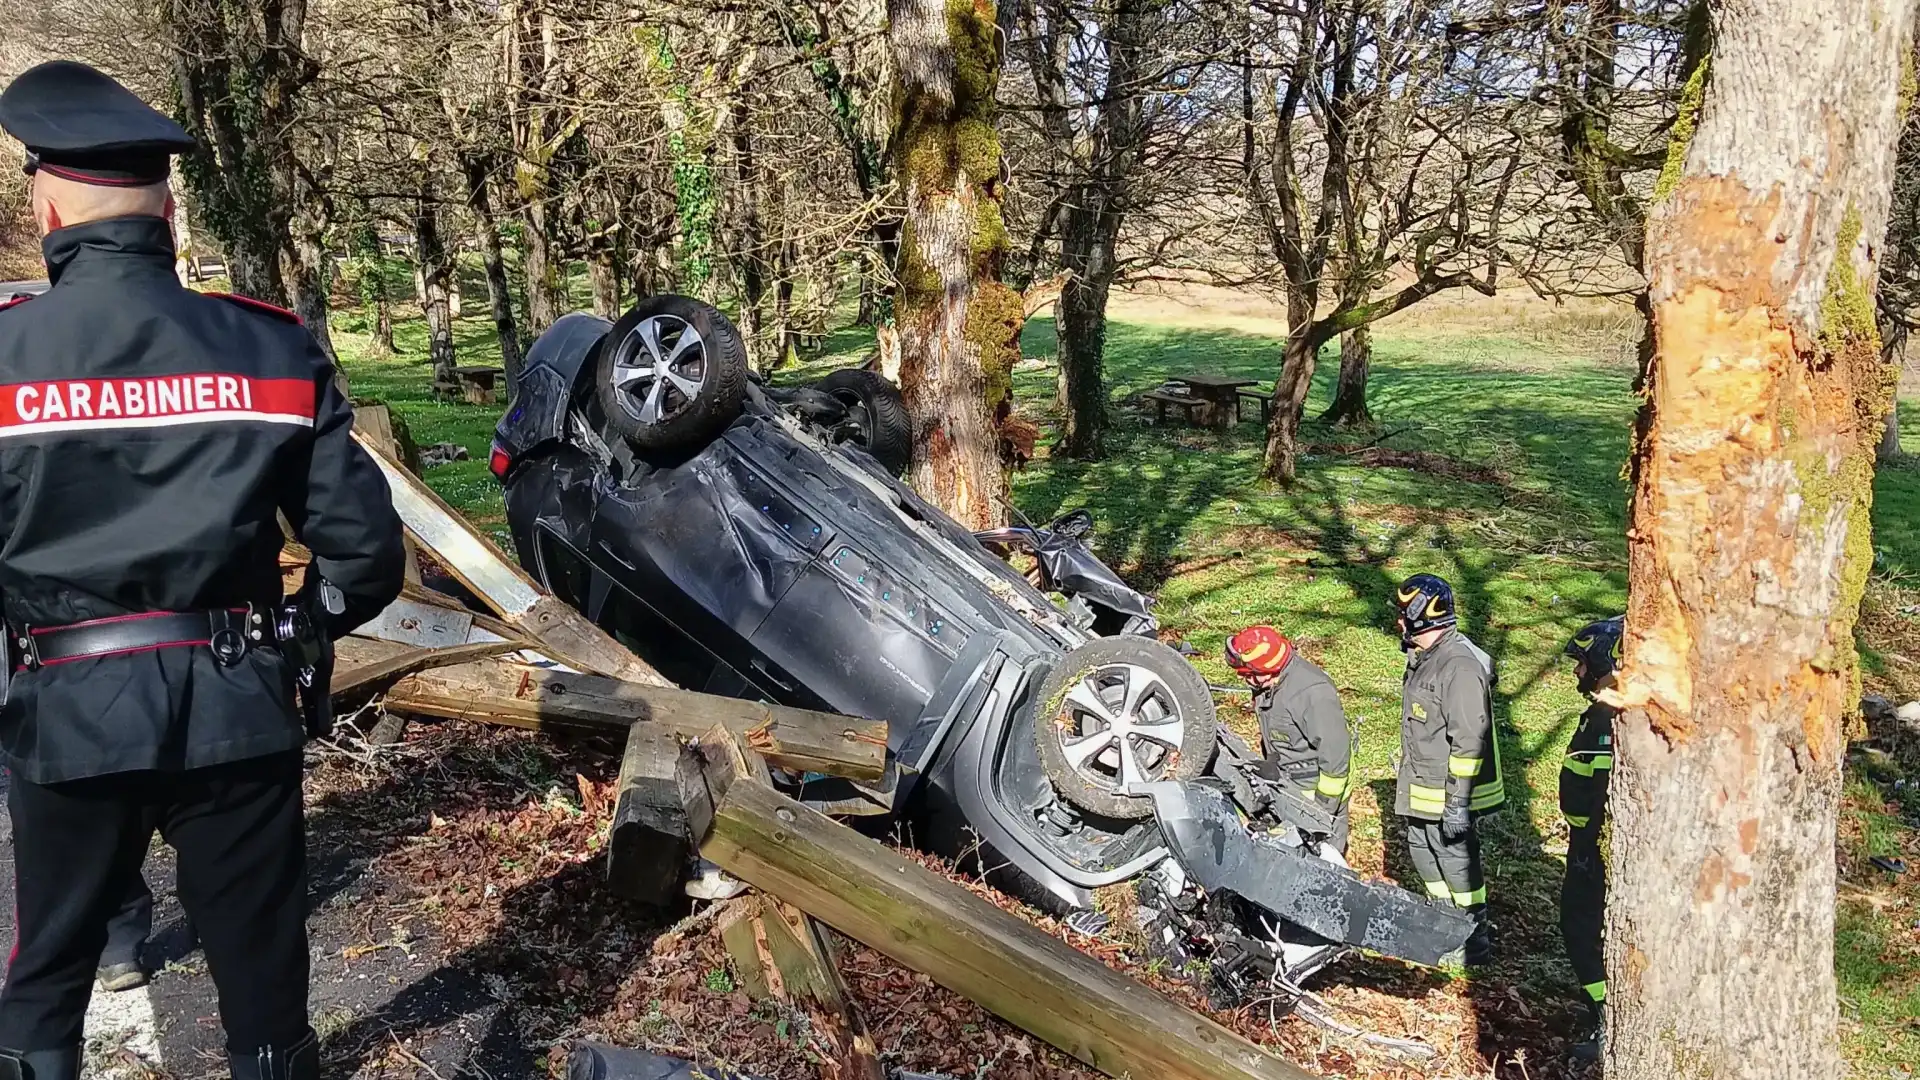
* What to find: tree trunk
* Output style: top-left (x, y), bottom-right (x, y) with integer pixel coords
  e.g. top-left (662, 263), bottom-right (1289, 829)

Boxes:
top-left (285, 223), bottom-right (337, 366)
top-left (462, 155), bottom-right (524, 383)
top-left (856, 264), bottom-right (880, 327)
top-left (731, 99), bottom-right (770, 367)
top-left (414, 199), bottom-right (459, 397)
top-left (887, 0), bottom-right (1015, 528)
top-left (1057, 215), bottom-right (1114, 459)
top-left (172, 199), bottom-right (196, 284)
top-left (1321, 326), bottom-right (1373, 427)
top-left (1261, 292), bottom-right (1320, 483)
top-left (588, 245), bottom-right (622, 320)
top-left (373, 295), bottom-right (395, 357)
top-left (1882, 328), bottom-right (1907, 462)
top-left (161, 0), bottom-right (312, 307)
top-left (1609, 3), bottom-right (1914, 1078)
top-left (522, 199), bottom-right (563, 333)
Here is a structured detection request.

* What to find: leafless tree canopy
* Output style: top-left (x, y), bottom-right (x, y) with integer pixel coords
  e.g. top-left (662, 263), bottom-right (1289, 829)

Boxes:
top-left (1, 0), bottom-right (1701, 469)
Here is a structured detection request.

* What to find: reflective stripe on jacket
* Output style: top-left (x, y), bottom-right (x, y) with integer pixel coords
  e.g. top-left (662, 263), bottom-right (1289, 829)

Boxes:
top-left (1559, 701), bottom-right (1615, 830)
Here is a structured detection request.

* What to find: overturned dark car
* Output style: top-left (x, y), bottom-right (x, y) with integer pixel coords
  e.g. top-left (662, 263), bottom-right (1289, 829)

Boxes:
top-left (488, 295), bottom-right (1473, 1003)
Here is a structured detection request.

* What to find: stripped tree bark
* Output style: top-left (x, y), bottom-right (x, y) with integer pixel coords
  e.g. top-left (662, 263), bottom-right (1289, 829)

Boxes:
top-left (1607, 1), bottom-right (1915, 1076)
top-left (888, 0), bottom-right (1016, 528)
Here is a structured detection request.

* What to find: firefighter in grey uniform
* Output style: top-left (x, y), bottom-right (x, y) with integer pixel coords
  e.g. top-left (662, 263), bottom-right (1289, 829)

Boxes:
top-left (1225, 625), bottom-right (1353, 855)
top-left (1393, 573), bottom-right (1502, 966)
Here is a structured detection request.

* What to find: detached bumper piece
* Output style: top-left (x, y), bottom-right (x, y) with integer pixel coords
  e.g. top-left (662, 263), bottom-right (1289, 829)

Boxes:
top-left (1146, 781), bottom-right (1473, 968)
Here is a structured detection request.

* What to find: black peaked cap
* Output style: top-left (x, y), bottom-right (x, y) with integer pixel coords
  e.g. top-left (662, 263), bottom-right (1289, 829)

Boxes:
top-left (0, 60), bottom-right (195, 185)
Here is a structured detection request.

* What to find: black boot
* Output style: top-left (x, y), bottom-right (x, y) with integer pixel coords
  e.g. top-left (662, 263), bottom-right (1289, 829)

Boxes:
top-left (0, 1046), bottom-right (81, 1080)
top-left (1570, 1001), bottom-right (1605, 1062)
top-left (228, 1028), bottom-right (319, 1080)
top-left (1463, 909), bottom-right (1496, 968)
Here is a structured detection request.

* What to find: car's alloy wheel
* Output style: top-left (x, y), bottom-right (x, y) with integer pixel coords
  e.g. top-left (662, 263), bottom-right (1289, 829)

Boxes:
top-left (610, 314), bottom-right (707, 426)
top-left (1055, 664), bottom-right (1187, 792)
top-left (1036, 635), bottom-right (1216, 819)
top-left (595, 295), bottom-right (748, 452)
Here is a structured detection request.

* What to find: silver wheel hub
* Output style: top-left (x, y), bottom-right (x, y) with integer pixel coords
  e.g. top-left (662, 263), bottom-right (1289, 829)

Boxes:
top-left (612, 314), bottom-right (707, 425)
top-left (1054, 663), bottom-right (1187, 794)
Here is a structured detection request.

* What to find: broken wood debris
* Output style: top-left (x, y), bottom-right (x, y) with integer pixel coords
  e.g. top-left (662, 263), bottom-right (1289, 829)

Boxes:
top-left (333, 636), bottom-right (888, 782)
top-left (643, 725), bottom-right (1309, 1080)
top-left (351, 432), bottom-right (665, 685)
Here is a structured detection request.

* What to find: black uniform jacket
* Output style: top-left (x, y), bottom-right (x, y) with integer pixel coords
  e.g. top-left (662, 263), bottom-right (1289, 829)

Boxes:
top-left (0, 216), bottom-right (405, 783)
top-left (1558, 701), bottom-right (1615, 833)
top-left (1253, 654), bottom-right (1352, 800)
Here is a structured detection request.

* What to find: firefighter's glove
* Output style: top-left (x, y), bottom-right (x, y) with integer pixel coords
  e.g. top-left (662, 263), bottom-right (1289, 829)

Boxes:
top-left (1441, 776), bottom-right (1473, 841)
top-left (1315, 790), bottom-right (1342, 816)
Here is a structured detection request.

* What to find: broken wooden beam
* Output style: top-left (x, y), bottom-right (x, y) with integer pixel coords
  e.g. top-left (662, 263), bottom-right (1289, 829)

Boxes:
top-left (677, 729), bottom-right (1311, 1080)
top-left (605, 723), bottom-right (708, 906)
top-left (330, 639), bottom-right (523, 698)
top-left (335, 639), bottom-right (888, 782)
top-left (351, 432), bottom-right (666, 685)
top-left (717, 895), bottom-right (884, 1080)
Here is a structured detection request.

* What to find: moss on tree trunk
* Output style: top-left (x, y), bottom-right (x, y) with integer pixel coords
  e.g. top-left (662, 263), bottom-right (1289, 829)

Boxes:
top-left (887, 0), bottom-right (1016, 528)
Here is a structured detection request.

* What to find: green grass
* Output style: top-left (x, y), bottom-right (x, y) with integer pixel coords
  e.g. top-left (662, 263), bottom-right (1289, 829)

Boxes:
top-left (339, 290), bottom-right (1919, 1069)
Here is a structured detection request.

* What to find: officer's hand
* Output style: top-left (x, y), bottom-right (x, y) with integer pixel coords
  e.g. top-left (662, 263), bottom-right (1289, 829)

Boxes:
top-left (1441, 801), bottom-right (1472, 841)
top-left (1315, 791), bottom-right (1342, 816)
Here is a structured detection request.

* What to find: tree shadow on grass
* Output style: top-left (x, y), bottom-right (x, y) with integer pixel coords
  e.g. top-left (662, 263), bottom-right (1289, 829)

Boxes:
top-left (1009, 320), bottom-right (1638, 1072)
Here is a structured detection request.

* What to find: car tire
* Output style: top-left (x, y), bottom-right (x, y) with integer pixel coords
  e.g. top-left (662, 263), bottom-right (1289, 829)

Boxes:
top-left (596, 295), bottom-right (748, 451)
top-left (1034, 635), bottom-right (1217, 820)
top-left (817, 368), bottom-right (913, 476)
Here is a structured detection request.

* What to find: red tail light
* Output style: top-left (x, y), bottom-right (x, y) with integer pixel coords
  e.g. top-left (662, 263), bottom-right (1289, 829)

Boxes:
top-left (487, 442), bottom-right (512, 480)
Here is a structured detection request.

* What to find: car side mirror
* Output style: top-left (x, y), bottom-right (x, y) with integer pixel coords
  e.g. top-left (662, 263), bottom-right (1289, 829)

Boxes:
top-left (1051, 508), bottom-right (1094, 540)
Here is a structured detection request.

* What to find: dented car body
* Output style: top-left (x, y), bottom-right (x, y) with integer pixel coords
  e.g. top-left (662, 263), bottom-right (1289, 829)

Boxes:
top-left (490, 304), bottom-right (1474, 1002)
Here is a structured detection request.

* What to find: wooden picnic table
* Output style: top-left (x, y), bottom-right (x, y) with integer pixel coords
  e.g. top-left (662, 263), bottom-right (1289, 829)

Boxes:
top-left (1168, 374), bottom-right (1261, 429)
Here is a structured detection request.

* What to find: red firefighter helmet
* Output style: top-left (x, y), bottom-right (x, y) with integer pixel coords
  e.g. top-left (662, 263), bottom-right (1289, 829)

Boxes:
top-left (1226, 625), bottom-right (1294, 677)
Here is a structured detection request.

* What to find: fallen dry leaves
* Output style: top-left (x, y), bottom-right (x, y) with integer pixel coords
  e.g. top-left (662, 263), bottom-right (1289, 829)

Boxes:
top-left (304, 721), bottom-right (1595, 1080)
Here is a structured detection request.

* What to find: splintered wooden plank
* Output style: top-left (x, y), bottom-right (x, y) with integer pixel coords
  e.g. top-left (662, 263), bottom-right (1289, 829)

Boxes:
top-left (348, 644), bottom-right (887, 781)
top-left (350, 432), bottom-right (666, 685)
top-left (354, 430), bottom-right (544, 617)
top-left (678, 730), bottom-right (1310, 1080)
top-left (716, 895), bottom-right (884, 1080)
top-left (330, 640), bottom-right (523, 698)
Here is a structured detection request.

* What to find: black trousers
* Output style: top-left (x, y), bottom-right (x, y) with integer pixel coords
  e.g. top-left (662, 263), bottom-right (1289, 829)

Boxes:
top-left (1405, 817), bottom-right (1486, 910)
top-left (1561, 826), bottom-right (1607, 1008)
top-left (0, 752), bottom-right (309, 1053)
top-left (101, 873), bottom-right (153, 968)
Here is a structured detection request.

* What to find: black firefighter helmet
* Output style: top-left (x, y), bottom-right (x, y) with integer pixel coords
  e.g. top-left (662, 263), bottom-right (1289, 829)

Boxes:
top-left (1564, 616), bottom-right (1625, 696)
top-left (1394, 573), bottom-right (1456, 648)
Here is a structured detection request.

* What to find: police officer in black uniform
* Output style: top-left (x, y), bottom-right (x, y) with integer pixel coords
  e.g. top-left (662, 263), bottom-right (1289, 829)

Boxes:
top-left (1559, 616), bottom-right (1621, 1061)
top-left (0, 61), bottom-right (406, 1080)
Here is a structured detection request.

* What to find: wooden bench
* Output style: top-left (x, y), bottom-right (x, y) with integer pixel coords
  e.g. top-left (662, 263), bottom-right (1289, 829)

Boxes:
top-left (1234, 389), bottom-right (1307, 426)
top-left (1236, 388), bottom-right (1274, 424)
top-left (453, 365), bottom-right (505, 406)
top-left (1143, 389), bottom-right (1205, 426)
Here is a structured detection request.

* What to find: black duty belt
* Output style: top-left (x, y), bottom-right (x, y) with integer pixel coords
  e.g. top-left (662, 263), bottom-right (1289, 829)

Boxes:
top-left (13, 608), bottom-right (265, 671)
